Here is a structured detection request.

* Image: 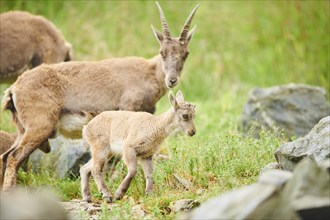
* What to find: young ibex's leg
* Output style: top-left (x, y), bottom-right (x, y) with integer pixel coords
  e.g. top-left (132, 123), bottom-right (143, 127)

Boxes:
top-left (91, 154), bottom-right (112, 203)
top-left (80, 160), bottom-right (93, 202)
top-left (2, 126), bottom-right (55, 191)
top-left (104, 156), bottom-right (121, 180)
top-left (114, 147), bottom-right (137, 200)
top-left (140, 157), bottom-right (154, 195)
top-left (0, 134), bottom-right (23, 188)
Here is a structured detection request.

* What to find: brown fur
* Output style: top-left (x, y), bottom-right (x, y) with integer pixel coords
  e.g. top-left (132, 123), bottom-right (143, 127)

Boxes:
top-left (80, 91), bottom-right (196, 202)
top-left (0, 2), bottom-right (199, 191)
top-left (0, 130), bottom-right (51, 176)
top-left (0, 131), bottom-right (16, 155)
top-left (0, 11), bottom-right (72, 84)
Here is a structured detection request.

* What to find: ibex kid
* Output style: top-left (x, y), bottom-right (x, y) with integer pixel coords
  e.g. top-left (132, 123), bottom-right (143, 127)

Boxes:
top-left (80, 91), bottom-right (196, 203)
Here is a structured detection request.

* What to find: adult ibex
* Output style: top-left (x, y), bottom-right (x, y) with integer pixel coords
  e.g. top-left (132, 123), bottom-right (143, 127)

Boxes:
top-left (0, 2), bottom-right (199, 191)
top-left (0, 11), bottom-right (73, 84)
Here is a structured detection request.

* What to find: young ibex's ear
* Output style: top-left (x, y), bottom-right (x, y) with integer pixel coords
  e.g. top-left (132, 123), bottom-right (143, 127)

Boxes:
top-left (151, 25), bottom-right (164, 45)
top-left (176, 90), bottom-right (184, 102)
top-left (187, 25), bottom-right (196, 43)
top-left (169, 91), bottom-right (178, 110)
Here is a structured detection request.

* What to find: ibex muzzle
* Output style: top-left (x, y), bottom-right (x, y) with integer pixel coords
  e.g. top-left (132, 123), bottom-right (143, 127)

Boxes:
top-left (152, 2), bottom-right (200, 88)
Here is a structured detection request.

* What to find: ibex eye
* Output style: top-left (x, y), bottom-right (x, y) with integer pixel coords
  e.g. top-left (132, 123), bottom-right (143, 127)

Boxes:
top-left (182, 114), bottom-right (189, 120)
top-left (160, 51), bottom-right (166, 58)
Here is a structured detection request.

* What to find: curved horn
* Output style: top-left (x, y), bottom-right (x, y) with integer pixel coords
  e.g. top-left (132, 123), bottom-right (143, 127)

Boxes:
top-left (155, 1), bottom-right (171, 39)
top-left (179, 4), bottom-right (200, 41)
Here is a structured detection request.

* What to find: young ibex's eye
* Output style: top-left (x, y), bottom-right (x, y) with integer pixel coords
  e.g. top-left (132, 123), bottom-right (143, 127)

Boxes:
top-left (160, 50), bottom-right (166, 58)
top-left (182, 114), bottom-right (189, 120)
top-left (184, 51), bottom-right (189, 58)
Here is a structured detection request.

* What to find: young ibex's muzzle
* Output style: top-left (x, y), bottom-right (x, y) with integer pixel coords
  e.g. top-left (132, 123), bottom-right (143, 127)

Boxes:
top-left (188, 129), bottom-right (196, 136)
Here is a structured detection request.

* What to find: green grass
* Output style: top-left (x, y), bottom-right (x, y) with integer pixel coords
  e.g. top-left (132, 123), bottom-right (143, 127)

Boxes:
top-left (1, 0), bottom-right (329, 219)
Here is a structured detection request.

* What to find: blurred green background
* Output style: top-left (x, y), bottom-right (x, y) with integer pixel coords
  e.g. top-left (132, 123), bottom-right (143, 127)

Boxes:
top-left (1, 0), bottom-right (328, 132)
top-left (1, 0), bottom-right (328, 96)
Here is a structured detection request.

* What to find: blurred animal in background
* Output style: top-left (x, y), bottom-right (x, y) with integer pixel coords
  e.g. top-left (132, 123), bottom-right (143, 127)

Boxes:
top-left (0, 2), bottom-right (199, 191)
top-left (0, 11), bottom-right (73, 84)
top-left (0, 130), bottom-right (16, 156)
top-left (0, 130), bottom-right (51, 173)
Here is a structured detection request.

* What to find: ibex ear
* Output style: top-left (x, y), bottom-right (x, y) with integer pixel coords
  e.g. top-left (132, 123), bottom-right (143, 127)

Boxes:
top-left (176, 90), bottom-right (184, 102)
top-left (187, 25), bottom-right (197, 42)
top-left (151, 25), bottom-right (164, 45)
top-left (169, 91), bottom-right (178, 110)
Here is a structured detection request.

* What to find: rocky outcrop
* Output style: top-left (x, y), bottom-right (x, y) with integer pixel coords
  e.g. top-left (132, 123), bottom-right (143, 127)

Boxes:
top-left (30, 136), bottom-right (90, 178)
top-left (0, 188), bottom-right (69, 220)
top-left (275, 116), bottom-right (330, 171)
top-left (242, 84), bottom-right (330, 137)
top-left (170, 199), bottom-right (200, 213)
top-left (259, 162), bottom-right (281, 174)
top-left (183, 158), bottom-right (330, 219)
top-left (61, 199), bottom-right (149, 220)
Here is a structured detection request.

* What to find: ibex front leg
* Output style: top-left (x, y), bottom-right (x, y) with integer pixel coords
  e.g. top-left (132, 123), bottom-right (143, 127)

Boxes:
top-left (114, 147), bottom-right (137, 200)
top-left (140, 157), bottom-right (154, 195)
top-left (80, 160), bottom-right (93, 202)
top-left (91, 156), bottom-right (112, 203)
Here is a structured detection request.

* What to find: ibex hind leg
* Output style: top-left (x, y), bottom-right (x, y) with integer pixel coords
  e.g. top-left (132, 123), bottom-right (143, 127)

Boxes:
top-left (2, 125), bottom-right (56, 191)
top-left (114, 148), bottom-right (138, 200)
top-left (91, 155), bottom-right (113, 203)
top-left (0, 134), bottom-right (23, 188)
top-left (80, 160), bottom-right (93, 203)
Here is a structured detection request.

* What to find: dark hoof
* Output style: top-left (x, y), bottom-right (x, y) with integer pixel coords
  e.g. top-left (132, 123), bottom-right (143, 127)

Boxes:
top-left (114, 192), bottom-right (122, 200)
top-left (103, 196), bottom-right (112, 203)
top-left (145, 191), bottom-right (154, 197)
top-left (82, 197), bottom-right (92, 203)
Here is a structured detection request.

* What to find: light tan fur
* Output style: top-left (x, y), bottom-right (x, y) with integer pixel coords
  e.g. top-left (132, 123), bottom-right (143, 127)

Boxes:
top-left (0, 11), bottom-right (72, 84)
top-left (0, 2), bottom-right (199, 191)
top-left (80, 91), bottom-right (196, 203)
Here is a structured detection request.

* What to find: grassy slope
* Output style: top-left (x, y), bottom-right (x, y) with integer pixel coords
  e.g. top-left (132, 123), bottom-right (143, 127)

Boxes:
top-left (0, 1), bottom-right (329, 219)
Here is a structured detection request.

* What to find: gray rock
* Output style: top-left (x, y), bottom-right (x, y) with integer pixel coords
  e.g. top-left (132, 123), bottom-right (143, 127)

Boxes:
top-left (183, 158), bottom-right (330, 220)
top-left (30, 136), bottom-right (90, 178)
top-left (258, 169), bottom-right (292, 187)
top-left (61, 199), bottom-right (118, 220)
top-left (319, 158), bottom-right (330, 172)
top-left (260, 162), bottom-right (281, 174)
top-left (61, 199), bottom-right (151, 220)
top-left (242, 84), bottom-right (330, 137)
top-left (171, 199), bottom-right (200, 213)
top-left (282, 158), bottom-right (330, 220)
top-left (181, 170), bottom-right (293, 220)
top-left (1, 188), bottom-right (69, 220)
top-left (275, 116), bottom-right (330, 171)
